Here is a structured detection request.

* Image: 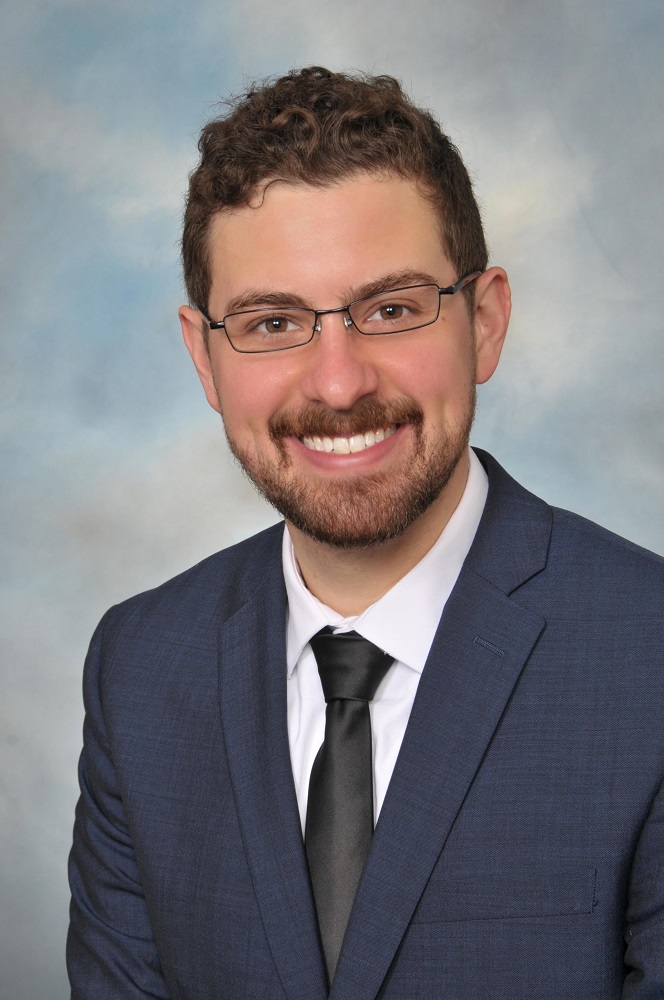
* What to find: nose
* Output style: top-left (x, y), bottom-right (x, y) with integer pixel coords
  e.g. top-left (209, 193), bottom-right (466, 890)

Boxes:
top-left (300, 310), bottom-right (380, 411)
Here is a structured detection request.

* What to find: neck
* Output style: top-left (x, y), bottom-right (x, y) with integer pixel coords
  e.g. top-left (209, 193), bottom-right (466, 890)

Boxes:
top-left (288, 451), bottom-right (470, 616)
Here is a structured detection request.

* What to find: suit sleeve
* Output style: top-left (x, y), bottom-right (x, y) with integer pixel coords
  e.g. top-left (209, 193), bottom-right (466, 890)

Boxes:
top-left (67, 613), bottom-right (171, 1000)
top-left (622, 773), bottom-right (664, 998)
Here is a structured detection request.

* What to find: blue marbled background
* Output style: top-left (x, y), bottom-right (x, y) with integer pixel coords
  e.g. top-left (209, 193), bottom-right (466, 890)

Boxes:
top-left (1, 1), bottom-right (663, 996)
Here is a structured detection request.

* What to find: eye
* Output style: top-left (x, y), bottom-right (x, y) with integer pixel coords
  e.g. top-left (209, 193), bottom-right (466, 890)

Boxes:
top-left (245, 311), bottom-right (308, 337)
top-left (227, 306), bottom-right (315, 351)
top-left (349, 286), bottom-right (439, 335)
top-left (375, 302), bottom-right (407, 321)
top-left (257, 314), bottom-right (298, 334)
top-left (361, 297), bottom-right (417, 327)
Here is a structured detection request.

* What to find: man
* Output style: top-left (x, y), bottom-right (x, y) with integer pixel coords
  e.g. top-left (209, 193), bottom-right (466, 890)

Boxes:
top-left (68, 67), bottom-right (664, 999)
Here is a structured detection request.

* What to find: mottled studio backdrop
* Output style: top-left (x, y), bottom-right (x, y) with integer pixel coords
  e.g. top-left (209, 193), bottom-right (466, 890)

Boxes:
top-left (1, 1), bottom-right (663, 997)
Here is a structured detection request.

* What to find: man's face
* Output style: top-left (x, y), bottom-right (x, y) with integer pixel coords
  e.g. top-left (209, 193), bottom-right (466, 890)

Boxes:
top-left (181, 174), bottom-right (509, 548)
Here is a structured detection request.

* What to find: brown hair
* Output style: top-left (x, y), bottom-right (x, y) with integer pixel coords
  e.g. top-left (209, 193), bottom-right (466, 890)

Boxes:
top-left (182, 66), bottom-right (488, 313)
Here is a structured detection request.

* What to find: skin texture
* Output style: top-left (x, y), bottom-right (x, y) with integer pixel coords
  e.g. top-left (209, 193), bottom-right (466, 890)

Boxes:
top-left (180, 174), bottom-right (511, 614)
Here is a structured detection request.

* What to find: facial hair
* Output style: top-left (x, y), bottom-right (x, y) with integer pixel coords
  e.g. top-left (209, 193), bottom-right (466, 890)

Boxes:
top-left (221, 390), bottom-right (476, 550)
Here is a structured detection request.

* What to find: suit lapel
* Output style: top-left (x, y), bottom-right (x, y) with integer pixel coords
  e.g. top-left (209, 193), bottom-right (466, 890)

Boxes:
top-left (330, 453), bottom-right (552, 1000)
top-left (331, 573), bottom-right (545, 999)
top-left (218, 542), bottom-right (328, 1000)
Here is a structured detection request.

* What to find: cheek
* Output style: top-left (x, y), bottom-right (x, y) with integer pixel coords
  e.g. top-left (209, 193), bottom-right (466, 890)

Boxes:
top-left (392, 341), bottom-right (475, 410)
top-left (217, 382), bottom-right (266, 440)
top-left (214, 358), bottom-right (297, 439)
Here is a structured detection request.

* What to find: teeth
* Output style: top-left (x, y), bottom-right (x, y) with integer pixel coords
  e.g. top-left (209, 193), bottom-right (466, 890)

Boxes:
top-left (302, 425), bottom-right (396, 454)
top-left (333, 436), bottom-right (351, 454)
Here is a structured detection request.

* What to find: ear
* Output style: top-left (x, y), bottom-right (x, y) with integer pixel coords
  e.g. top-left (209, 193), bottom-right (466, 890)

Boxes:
top-left (179, 305), bottom-right (222, 414)
top-left (472, 267), bottom-right (511, 384)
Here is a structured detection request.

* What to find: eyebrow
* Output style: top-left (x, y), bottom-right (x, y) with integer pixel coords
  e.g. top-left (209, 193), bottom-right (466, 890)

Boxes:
top-left (224, 289), bottom-right (311, 314)
top-left (346, 269), bottom-right (440, 302)
top-left (222, 269), bottom-right (441, 316)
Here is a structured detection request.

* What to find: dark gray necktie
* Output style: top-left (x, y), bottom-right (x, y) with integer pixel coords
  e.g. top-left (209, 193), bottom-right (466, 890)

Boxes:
top-left (305, 627), bottom-right (394, 985)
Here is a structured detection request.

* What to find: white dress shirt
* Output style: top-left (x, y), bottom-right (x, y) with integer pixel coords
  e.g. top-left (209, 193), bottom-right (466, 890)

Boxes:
top-left (283, 448), bottom-right (489, 833)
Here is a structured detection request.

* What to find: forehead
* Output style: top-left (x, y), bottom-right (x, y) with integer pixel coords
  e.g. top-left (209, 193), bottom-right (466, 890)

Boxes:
top-left (207, 174), bottom-right (450, 309)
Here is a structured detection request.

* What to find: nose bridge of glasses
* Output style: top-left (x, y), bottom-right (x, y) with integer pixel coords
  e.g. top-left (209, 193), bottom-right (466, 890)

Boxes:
top-left (313, 303), bottom-right (354, 334)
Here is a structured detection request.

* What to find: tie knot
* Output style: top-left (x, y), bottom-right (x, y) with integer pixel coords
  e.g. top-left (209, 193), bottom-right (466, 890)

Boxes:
top-left (309, 628), bottom-right (394, 703)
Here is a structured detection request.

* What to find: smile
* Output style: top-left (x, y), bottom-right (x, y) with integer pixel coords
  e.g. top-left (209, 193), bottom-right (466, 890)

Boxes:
top-left (301, 425), bottom-right (397, 455)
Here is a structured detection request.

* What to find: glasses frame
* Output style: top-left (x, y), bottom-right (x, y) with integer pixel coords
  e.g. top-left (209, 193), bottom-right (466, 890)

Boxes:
top-left (200, 270), bottom-right (483, 354)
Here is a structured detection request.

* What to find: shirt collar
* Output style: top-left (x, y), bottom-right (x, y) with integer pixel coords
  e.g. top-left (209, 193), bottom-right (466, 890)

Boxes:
top-left (283, 448), bottom-right (488, 676)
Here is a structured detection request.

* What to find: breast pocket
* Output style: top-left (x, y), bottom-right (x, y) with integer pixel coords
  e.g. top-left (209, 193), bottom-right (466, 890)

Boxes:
top-left (411, 864), bottom-right (598, 922)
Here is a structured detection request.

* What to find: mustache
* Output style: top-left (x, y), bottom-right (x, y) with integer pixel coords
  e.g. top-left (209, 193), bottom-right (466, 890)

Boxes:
top-left (268, 396), bottom-right (423, 441)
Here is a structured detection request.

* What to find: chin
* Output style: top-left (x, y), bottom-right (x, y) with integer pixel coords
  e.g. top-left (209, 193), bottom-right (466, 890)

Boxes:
top-left (227, 422), bottom-right (471, 550)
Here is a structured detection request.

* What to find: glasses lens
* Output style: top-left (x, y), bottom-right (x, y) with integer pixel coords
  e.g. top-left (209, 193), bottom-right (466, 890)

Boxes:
top-left (225, 308), bottom-right (315, 353)
top-left (349, 285), bottom-right (439, 335)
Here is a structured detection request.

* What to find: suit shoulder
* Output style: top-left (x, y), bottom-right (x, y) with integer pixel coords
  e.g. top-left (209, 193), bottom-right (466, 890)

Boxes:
top-left (96, 522), bottom-right (284, 644)
top-left (550, 505), bottom-right (663, 575)
top-left (535, 505), bottom-right (664, 616)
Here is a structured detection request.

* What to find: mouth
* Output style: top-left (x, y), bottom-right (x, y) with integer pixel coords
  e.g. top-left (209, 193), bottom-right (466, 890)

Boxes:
top-left (300, 424), bottom-right (398, 455)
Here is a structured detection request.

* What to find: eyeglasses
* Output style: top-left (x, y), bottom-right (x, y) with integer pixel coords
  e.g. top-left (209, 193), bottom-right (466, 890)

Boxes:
top-left (200, 271), bottom-right (482, 354)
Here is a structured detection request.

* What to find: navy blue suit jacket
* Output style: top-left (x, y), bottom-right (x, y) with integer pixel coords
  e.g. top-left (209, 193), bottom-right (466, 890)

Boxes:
top-left (68, 451), bottom-right (664, 998)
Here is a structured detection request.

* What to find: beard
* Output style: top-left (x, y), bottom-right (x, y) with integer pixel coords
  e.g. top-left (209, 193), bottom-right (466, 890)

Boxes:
top-left (221, 389), bottom-right (476, 550)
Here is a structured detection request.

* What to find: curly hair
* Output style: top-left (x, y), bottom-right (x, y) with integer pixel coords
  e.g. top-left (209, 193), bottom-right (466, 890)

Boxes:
top-left (182, 66), bottom-right (488, 313)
